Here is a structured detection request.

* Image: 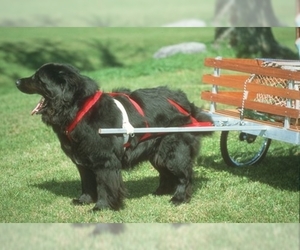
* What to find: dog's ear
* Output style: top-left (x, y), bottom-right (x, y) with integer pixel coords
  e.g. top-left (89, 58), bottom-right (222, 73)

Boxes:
top-left (58, 67), bottom-right (99, 103)
top-left (39, 63), bottom-right (99, 103)
top-left (59, 73), bottom-right (78, 103)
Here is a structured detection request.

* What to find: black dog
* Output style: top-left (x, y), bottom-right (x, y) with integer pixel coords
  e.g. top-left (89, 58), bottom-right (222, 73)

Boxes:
top-left (16, 63), bottom-right (212, 211)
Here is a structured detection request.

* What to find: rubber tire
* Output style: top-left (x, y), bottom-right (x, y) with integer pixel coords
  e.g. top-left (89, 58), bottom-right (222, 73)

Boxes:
top-left (220, 131), bottom-right (271, 167)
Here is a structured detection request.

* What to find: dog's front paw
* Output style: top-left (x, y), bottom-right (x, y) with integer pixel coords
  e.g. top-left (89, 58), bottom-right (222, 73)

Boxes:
top-left (170, 196), bottom-right (191, 206)
top-left (91, 200), bottom-right (111, 211)
top-left (72, 194), bottom-right (94, 205)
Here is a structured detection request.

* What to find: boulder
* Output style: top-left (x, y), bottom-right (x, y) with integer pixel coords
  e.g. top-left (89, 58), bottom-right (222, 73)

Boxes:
top-left (153, 42), bottom-right (206, 59)
top-left (162, 19), bottom-right (206, 27)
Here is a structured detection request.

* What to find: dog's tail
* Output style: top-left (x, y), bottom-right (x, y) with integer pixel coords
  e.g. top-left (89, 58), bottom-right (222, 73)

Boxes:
top-left (190, 103), bottom-right (213, 136)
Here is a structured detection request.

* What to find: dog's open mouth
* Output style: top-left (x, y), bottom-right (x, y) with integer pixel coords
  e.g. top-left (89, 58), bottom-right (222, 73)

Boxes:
top-left (31, 97), bottom-right (47, 115)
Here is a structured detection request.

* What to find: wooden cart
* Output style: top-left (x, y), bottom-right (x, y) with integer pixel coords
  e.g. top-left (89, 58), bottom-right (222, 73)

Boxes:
top-left (201, 57), bottom-right (300, 166)
top-left (99, 57), bottom-right (300, 167)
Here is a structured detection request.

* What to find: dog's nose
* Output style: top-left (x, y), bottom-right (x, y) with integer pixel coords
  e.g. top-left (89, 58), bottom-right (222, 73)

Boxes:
top-left (16, 79), bottom-right (21, 86)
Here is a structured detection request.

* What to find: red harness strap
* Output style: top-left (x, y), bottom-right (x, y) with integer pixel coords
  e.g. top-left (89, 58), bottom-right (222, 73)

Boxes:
top-left (167, 99), bottom-right (213, 127)
top-left (65, 91), bottom-right (212, 144)
top-left (109, 93), bottom-right (151, 142)
top-left (65, 91), bottom-right (103, 137)
top-left (109, 93), bottom-right (147, 120)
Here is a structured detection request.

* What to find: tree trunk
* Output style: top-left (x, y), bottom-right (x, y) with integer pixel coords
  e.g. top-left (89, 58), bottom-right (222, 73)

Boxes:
top-left (213, 0), bottom-right (297, 59)
top-left (214, 27), bottom-right (298, 59)
top-left (214, 0), bottom-right (282, 26)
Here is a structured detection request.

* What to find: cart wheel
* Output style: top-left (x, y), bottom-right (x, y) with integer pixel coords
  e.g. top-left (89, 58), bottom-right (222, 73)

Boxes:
top-left (220, 131), bottom-right (271, 167)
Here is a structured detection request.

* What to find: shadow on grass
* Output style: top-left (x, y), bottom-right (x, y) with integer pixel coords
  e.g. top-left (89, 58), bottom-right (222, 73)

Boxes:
top-left (0, 14), bottom-right (110, 27)
top-left (32, 179), bottom-right (80, 199)
top-left (0, 38), bottom-right (123, 79)
top-left (31, 175), bottom-right (208, 201)
top-left (199, 146), bottom-right (299, 192)
top-left (0, 16), bottom-right (62, 27)
top-left (32, 176), bottom-right (161, 200)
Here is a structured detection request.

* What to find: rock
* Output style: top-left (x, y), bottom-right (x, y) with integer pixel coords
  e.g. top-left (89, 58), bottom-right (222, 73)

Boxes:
top-left (162, 19), bottom-right (206, 27)
top-left (153, 42), bottom-right (206, 59)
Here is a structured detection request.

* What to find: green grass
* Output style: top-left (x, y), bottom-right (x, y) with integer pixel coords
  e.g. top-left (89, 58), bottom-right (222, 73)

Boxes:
top-left (0, 224), bottom-right (299, 250)
top-left (0, 27), bottom-right (299, 223)
top-left (0, 0), bottom-right (296, 26)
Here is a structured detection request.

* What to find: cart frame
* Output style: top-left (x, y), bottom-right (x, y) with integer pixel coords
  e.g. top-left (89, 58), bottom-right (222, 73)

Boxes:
top-left (201, 57), bottom-right (300, 145)
top-left (98, 57), bottom-right (300, 166)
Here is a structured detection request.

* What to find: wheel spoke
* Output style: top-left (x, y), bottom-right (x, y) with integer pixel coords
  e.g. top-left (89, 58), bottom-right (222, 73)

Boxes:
top-left (220, 131), bottom-right (271, 167)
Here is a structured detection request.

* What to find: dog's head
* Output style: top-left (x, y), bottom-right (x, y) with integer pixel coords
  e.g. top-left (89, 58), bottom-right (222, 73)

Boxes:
top-left (16, 63), bottom-right (99, 121)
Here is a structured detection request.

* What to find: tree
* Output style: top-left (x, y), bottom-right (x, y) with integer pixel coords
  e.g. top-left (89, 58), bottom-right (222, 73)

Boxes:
top-left (215, 27), bottom-right (298, 59)
top-left (214, 0), bottom-right (282, 26)
top-left (213, 1), bottom-right (298, 59)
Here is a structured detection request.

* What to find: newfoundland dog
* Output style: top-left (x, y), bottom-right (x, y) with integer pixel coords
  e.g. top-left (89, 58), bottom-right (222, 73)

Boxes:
top-left (16, 63), bottom-right (212, 211)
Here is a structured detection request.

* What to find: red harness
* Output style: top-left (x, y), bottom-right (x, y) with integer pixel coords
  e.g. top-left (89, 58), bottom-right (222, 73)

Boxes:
top-left (65, 91), bottom-right (103, 137)
top-left (109, 92), bottom-right (151, 142)
top-left (167, 99), bottom-right (212, 127)
top-left (65, 91), bottom-right (212, 144)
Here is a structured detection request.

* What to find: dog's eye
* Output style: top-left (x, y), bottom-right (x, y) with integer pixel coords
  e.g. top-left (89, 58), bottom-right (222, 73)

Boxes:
top-left (33, 74), bottom-right (43, 84)
top-left (32, 73), bottom-right (40, 81)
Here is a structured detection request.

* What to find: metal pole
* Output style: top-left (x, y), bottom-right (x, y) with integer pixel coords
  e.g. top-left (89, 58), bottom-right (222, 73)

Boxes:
top-left (210, 56), bottom-right (222, 113)
top-left (98, 125), bottom-right (268, 135)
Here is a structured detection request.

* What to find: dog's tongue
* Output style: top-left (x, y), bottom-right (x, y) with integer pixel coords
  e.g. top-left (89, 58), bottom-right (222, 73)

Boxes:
top-left (31, 97), bottom-right (45, 115)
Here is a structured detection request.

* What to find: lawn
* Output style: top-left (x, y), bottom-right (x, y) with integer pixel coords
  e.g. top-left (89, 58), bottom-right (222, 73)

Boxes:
top-left (0, 0), bottom-right (296, 26)
top-left (0, 223), bottom-right (299, 250)
top-left (0, 27), bottom-right (299, 223)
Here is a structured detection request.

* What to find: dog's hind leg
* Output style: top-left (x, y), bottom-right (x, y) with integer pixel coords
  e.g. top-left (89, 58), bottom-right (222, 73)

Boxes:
top-left (151, 134), bottom-right (199, 205)
top-left (150, 164), bottom-right (179, 195)
top-left (168, 156), bottom-right (194, 205)
top-left (170, 168), bottom-right (193, 205)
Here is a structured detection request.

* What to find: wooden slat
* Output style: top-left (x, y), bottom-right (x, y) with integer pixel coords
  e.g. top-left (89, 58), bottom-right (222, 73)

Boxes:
top-left (205, 58), bottom-right (263, 66)
top-left (204, 58), bottom-right (300, 80)
top-left (201, 91), bottom-right (300, 118)
top-left (201, 91), bottom-right (244, 107)
top-left (247, 84), bottom-right (300, 100)
top-left (202, 74), bottom-right (300, 100)
top-left (244, 100), bottom-right (299, 118)
top-left (202, 74), bottom-right (249, 89)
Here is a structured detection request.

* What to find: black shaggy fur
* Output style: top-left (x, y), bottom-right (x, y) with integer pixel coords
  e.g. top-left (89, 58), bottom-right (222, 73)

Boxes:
top-left (16, 63), bottom-right (212, 211)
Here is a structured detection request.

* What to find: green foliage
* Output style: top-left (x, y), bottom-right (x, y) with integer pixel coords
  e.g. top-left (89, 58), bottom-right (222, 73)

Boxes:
top-left (0, 0), bottom-right (295, 26)
top-left (0, 28), bottom-right (298, 223)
